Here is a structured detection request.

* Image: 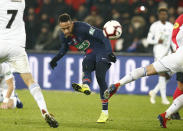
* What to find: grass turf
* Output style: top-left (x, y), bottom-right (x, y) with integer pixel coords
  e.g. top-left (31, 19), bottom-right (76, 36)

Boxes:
top-left (0, 90), bottom-right (182, 131)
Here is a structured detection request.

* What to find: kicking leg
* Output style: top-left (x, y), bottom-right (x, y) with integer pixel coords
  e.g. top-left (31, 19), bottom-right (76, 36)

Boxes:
top-left (104, 56), bottom-right (173, 99)
top-left (104, 65), bottom-right (155, 99)
top-left (72, 58), bottom-right (95, 95)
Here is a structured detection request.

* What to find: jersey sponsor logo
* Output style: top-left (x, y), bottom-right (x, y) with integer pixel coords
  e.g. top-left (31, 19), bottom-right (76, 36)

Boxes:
top-left (74, 40), bottom-right (90, 51)
top-left (174, 22), bottom-right (179, 29)
top-left (89, 27), bottom-right (95, 35)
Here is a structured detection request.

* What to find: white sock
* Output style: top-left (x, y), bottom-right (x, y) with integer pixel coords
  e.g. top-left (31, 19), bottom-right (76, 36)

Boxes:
top-left (29, 83), bottom-right (48, 115)
top-left (102, 110), bottom-right (108, 115)
top-left (119, 67), bottom-right (146, 86)
top-left (152, 77), bottom-right (161, 94)
top-left (165, 94), bottom-right (183, 118)
top-left (159, 76), bottom-right (168, 100)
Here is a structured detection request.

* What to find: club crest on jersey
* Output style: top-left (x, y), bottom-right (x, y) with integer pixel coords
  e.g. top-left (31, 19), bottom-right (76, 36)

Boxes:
top-left (11, 0), bottom-right (22, 2)
top-left (174, 22), bottom-right (179, 29)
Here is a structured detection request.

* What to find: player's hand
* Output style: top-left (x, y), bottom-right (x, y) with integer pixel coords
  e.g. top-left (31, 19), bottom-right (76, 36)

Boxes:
top-left (108, 53), bottom-right (116, 63)
top-left (50, 58), bottom-right (58, 69)
top-left (0, 103), bottom-right (8, 109)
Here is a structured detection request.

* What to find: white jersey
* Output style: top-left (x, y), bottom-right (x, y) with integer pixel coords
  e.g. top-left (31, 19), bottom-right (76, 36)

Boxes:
top-left (0, 0), bottom-right (26, 47)
top-left (147, 21), bottom-right (173, 59)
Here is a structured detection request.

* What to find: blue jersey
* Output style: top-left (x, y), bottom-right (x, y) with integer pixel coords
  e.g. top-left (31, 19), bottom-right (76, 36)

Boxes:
top-left (55, 21), bottom-right (112, 58)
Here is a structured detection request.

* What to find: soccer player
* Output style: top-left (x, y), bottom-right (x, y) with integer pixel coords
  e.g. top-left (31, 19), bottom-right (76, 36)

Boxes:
top-left (0, 63), bottom-right (23, 109)
top-left (168, 14), bottom-right (183, 120)
top-left (159, 14), bottom-right (183, 123)
top-left (50, 13), bottom-right (116, 123)
top-left (0, 0), bottom-right (58, 128)
top-left (147, 8), bottom-right (173, 105)
top-left (103, 14), bottom-right (183, 128)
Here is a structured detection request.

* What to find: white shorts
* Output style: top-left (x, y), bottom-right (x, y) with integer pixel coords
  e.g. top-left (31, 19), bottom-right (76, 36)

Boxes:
top-left (153, 46), bottom-right (183, 74)
top-left (0, 41), bottom-right (30, 73)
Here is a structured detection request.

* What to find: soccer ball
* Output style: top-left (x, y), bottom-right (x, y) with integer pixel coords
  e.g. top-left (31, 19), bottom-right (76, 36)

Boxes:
top-left (103, 20), bottom-right (122, 40)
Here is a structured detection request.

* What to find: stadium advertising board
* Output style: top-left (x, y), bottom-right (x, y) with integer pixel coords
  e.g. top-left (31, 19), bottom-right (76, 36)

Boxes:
top-left (14, 53), bottom-right (176, 96)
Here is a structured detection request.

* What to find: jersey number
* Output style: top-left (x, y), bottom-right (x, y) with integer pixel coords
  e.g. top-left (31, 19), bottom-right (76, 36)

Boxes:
top-left (6, 10), bottom-right (18, 29)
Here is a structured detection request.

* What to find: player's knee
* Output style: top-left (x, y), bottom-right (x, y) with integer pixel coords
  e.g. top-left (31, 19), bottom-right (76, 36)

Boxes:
top-left (146, 64), bottom-right (157, 76)
top-left (159, 73), bottom-right (171, 80)
top-left (96, 73), bottom-right (104, 82)
top-left (96, 61), bottom-right (110, 75)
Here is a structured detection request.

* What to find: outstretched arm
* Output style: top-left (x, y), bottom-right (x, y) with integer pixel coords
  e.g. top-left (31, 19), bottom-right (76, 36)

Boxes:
top-left (50, 35), bottom-right (69, 69)
top-left (0, 63), bottom-right (15, 109)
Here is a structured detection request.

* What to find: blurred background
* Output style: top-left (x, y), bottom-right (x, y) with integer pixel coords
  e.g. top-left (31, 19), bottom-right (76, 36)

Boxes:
top-left (25, 0), bottom-right (181, 53)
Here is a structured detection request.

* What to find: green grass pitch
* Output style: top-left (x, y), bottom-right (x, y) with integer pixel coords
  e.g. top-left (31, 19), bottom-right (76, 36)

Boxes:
top-left (0, 90), bottom-right (182, 131)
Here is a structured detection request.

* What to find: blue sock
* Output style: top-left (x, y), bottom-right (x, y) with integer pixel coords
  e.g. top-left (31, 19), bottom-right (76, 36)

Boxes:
top-left (102, 99), bottom-right (108, 110)
top-left (83, 78), bottom-right (91, 86)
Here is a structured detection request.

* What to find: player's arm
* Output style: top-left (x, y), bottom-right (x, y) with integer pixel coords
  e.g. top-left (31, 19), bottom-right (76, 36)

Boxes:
top-left (0, 64), bottom-right (14, 109)
top-left (50, 34), bottom-right (69, 69)
top-left (147, 24), bottom-right (159, 45)
top-left (0, 78), bottom-right (14, 109)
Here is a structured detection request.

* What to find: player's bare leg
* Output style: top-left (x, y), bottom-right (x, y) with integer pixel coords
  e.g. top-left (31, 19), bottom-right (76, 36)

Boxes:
top-left (104, 64), bottom-right (158, 99)
top-left (20, 73), bottom-right (58, 128)
top-left (72, 59), bottom-right (93, 95)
